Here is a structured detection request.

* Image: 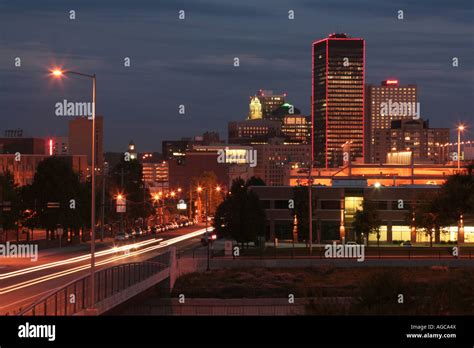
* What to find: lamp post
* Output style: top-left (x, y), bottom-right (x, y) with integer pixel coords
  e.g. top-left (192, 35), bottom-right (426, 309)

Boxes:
top-left (51, 68), bottom-right (97, 308)
top-left (307, 160), bottom-right (313, 255)
top-left (197, 186), bottom-right (210, 270)
top-left (457, 125), bottom-right (465, 170)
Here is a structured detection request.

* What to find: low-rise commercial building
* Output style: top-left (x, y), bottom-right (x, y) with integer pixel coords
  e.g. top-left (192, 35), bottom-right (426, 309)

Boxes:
top-left (251, 180), bottom-right (473, 244)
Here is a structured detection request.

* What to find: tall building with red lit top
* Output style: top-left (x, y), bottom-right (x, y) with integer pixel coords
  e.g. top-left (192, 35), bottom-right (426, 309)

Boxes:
top-left (312, 33), bottom-right (365, 168)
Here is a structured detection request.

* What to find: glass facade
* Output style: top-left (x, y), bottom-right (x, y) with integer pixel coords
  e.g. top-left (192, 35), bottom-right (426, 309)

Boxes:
top-left (313, 35), bottom-right (365, 168)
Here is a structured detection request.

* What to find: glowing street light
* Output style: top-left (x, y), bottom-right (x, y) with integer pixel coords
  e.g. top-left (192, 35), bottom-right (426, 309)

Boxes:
top-left (51, 69), bottom-right (64, 77)
top-left (50, 66), bottom-right (97, 310)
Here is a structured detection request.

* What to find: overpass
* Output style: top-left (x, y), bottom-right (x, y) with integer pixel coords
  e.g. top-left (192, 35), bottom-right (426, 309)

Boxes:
top-left (17, 248), bottom-right (178, 316)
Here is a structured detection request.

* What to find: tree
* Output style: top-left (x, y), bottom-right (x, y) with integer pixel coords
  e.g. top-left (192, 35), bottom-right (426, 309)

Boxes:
top-left (17, 184), bottom-right (39, 241)
top-left (352, 200), bottom-right (382, 246)
top-left (437, 173), bottom-right (474, 225)
top-left (30, 157), bottom-right (86, 241)
top-left (411, 171), bottom-right (474, 244)
top-left (246, 176), bottom-right (266, 187)
top-left (109, 158), bottom-right (153, 226)
top-left (0, 171), bottom-right (21, 241)
top-left (410, 194), bottom-right (449, 247)
top-left (190, 171), bottom-right (223, 215)
top-left (213, 178), bottom-right (266, 247)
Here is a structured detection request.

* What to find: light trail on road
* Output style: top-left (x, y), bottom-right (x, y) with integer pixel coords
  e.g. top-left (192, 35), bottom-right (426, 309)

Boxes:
top-left (0, 228), bottom-right (211, 295)
top-left (0, 238), bottom-right (162, 280)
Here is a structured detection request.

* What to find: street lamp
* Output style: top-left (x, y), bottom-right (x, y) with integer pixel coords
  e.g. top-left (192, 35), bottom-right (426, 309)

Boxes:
top-left (51, 68), bottom-right (97, 309)
top-left (307, 160), bottom-right (313, 254)
top-left (197, 185), bottom-right (221, 271)
top-left (457, 125), bottom-right (465, 170)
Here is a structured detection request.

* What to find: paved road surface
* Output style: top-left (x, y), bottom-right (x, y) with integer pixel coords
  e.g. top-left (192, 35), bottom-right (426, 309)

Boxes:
top-left (0, 224), bottom-right (210, 315)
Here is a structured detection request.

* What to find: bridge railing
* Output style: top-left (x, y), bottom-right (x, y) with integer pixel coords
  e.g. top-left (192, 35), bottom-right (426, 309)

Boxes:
top-left (17, 251), bottom-right (171, 316)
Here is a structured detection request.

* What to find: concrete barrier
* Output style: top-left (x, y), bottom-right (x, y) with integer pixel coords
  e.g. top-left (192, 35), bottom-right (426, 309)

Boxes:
top-left (76, 268), bottom-right (170, 316)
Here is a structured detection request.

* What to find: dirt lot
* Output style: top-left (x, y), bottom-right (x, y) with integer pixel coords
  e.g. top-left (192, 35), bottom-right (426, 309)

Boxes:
top-left (172, 267), bottom-right (474, 314)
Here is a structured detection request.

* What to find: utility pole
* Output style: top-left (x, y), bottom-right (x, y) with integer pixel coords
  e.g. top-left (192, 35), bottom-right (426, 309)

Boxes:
top-left (100, 163), bottom-right (107, 241)
top-left (0, 187), bottom-right (3, 243)
top-left (143, 181), bottom-right (146, 228)
top-left (308, 160), bottom-right (313, 255)
top-left (189, 186), bottom-right (193, 220)
top-left (206, 188), bottom-right (210, 271)
top-left (120, 167), bottom-right (124, 233)
top-left (90, 73), bottom-right (97, 309)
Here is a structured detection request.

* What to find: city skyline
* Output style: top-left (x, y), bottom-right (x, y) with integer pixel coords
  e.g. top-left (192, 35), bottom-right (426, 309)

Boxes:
top-left (0, 0), bottom-right (472, 152)
top-left (0, 2), bottom-right (473, 342)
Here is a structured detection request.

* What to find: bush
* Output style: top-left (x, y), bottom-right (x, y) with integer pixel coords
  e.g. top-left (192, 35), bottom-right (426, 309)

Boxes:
top-left (354, 270), bottom-right (407, 315)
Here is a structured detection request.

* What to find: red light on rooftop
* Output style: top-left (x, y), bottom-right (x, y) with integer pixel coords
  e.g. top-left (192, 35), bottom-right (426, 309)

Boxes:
top-left (385, 79), bottom-right (398, 85)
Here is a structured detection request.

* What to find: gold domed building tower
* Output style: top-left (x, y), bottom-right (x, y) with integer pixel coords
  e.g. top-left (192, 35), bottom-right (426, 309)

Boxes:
top-left (247, 96), bottom-right (263, 120)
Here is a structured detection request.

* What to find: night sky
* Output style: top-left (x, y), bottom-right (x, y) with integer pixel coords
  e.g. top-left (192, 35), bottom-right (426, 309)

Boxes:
top-left (0, 0), bottom-right (472, 152)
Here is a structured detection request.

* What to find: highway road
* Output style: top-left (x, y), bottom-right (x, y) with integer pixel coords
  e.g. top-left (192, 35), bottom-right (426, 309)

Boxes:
top-left (0, 224), bottom-right (210, 315)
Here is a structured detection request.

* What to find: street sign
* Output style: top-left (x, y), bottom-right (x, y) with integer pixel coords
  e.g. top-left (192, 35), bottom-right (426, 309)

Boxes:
top-left (177, 199), bottom-right (187, 210)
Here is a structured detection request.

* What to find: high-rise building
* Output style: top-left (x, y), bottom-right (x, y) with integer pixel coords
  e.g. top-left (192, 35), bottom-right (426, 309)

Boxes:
top-left (68, 116), bottom-right (104, 167)
top-left (373, 119), bottom-right (449, 164)
top-left (168, 145), bottom-right (230, 191)
top-left (312, 33), bottom-right (365, 168)
top-left (142, 154), bottom-right (169, 193)
top-left (229, 101), bottom-right (309, 145)
top-left (253, 139), bottom-right (311, 186)
top-left (162, 133), bottom-right (224, 161)
top-left (228, 119), bottom-right (281, 145)
top-left (281, 115), bottom-right (311, 144)
top-left (365, 80), bottom-right (418, 163)
top-left (248, 96), bottom-right (263, 120)
top-left (257, 90), bottom-right (286, 119)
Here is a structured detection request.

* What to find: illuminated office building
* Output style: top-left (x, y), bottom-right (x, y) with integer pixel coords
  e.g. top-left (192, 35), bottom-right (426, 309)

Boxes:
top-left (374, 119), bottom-right (449, 164)
top-left (257, 89), bottom-right (286, 120)
top-left (312, 33), bottom-right (365, 168)
top-left (281, 115), bottom-right (311, 144)
top-left (366, 80), bottom-right (418, 163)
